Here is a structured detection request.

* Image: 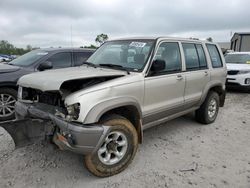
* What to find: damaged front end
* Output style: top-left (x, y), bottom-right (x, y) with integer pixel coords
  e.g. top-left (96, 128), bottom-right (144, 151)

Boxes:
top-left (0, 84), bottom-right (111, 155)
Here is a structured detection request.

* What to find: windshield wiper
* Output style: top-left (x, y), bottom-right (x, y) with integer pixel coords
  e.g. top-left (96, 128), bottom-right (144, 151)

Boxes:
top-left (98, 63), bottom-right (130, 74)
top-left (82, 62), bottom-right (97, 68)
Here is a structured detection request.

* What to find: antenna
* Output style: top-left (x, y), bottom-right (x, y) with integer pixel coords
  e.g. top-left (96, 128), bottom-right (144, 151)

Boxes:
top-left (70, 24), bottom-right (73, 47)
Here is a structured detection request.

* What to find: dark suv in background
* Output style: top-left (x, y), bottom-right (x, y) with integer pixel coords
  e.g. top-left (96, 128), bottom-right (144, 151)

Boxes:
top-left (0, 48), bottom-right (94, 121)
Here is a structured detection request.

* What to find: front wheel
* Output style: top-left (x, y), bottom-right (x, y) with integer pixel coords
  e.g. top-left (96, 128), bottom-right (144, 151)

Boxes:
top-left (0, 88), bottom-right (17, 121)
top-left (195, 91), bottom-right (220, 124)
top-left (84, 115), bottom-right (138, 177)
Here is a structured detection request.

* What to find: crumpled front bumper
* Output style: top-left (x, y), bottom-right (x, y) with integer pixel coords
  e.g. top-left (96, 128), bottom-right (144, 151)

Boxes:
top-left (1, 101), bottom-right (110, 155)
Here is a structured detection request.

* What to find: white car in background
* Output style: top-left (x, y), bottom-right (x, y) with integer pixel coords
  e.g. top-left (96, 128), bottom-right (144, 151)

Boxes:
top-left (225, 52), bottom-right (250, 90)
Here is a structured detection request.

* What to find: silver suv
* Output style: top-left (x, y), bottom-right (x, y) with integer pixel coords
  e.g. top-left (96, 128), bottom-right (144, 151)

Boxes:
top-left (1, 37), bottom-right (227, 177)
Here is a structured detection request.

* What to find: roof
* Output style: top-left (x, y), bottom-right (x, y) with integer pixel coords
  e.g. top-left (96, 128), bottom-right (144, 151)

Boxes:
top-left (233, 32), bottom-right (250, 35)
top-left (227, 52), bottom-right (250, 55)
top-left (109, 36), bottom-right (210, 43)
top-left (36, 47), bottom-right (95, 52)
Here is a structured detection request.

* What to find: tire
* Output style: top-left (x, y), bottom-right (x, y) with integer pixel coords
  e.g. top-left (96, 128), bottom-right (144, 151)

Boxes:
top-left (84, 114), bottom-right (138, 177)
top-left (195, 91), bottom-right (219, 124)
top-left (0, 88), bottom-right (17, 121)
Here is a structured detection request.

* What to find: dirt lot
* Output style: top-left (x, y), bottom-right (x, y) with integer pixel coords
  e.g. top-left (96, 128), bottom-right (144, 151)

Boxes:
top-left (0, 91), bottom-right (250, 188)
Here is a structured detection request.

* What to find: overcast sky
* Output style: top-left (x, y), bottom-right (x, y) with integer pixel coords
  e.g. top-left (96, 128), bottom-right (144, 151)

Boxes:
top-left (0, 0), bottom-right (250, 48)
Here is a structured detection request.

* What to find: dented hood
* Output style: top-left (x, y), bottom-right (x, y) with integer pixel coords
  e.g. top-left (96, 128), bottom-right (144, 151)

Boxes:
top-left (18, 66), bottom-right (126, 91)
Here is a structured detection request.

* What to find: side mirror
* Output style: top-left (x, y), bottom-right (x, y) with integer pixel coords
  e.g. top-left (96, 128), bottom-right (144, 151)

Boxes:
top-left (38, 61), bottom-right (53, 71)
top-left (150, 59), bottom-right (165, 73)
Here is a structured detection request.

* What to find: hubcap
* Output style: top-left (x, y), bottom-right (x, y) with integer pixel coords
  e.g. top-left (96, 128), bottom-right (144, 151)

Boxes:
top-left (97, 131), bottom-right (128, 165)
top-left (0, 94), bottom-right (16, 118)
top-left (208, 98), bottom-right (217, 119)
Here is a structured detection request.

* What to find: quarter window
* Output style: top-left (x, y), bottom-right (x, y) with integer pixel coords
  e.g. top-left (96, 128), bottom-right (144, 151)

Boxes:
top-left (206, 44), bottom-right (223, 68)
top-left (47, 52), bottom-right (72, 69)
top-left (153, 42), bottom-right (182, 74)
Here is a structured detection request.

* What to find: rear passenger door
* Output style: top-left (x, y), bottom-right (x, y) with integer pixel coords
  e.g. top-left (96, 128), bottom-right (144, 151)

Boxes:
top-left (73, 52), bottom-right (93, 66)
top-left (181, 43), bottom-right (210, 107)
top-left (46, 52), bottom-right (72, 69)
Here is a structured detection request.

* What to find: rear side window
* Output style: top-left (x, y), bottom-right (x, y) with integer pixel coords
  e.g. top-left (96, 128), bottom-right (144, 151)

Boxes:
top-left (74, 52), bottom-right (93, 66)
top-left (182, 43), bottom-right (208, 71)
top-left (182, 43), bottom-right (199, 70)
top-left (206, 44), bottom-right (223, 68)
top-left (47, 52), bottom-right (72, 69)
top-left (196, 44), bottom-right (207, 69)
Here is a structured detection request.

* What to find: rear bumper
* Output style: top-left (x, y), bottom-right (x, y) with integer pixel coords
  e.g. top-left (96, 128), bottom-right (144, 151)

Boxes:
top-left (12, 101), bottom-right (110, 155)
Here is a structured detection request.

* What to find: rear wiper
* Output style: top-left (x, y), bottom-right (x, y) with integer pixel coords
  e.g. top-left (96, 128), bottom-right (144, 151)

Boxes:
top-left (98, 63), bottom-right (130, 74)
top-left (82, 62), bottom-right (97, 68)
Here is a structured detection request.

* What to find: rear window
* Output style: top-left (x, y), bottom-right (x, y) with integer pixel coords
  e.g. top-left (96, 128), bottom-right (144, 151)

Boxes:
top-left (206, 44), bottom-right (223, 68)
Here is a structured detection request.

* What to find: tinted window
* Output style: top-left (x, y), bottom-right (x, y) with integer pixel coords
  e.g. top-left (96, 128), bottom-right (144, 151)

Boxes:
top-left (182, 43), bottom-right (199, 70)
top-left (206, 44), bottom-right (223, 68)
top-left (153, 42), bottom-right (181, 73)
top-left (74, 52), bottom-right (93, 66)
top-left (196, 44), bottom-right (207, 68)
top-left (47, 52), bottom-right (72, 69)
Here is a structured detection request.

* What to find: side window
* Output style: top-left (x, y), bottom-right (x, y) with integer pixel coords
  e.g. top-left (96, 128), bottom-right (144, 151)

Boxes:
top-left (74, 52), bottom-right (93, 66)
top-left (153, 42), bottom-right (182, 74)
top-left (206, 44), bottom-right (223, 68)
top-left (182, 43), bottom-right (199, 70)
top-left (47, 52), bottom-right (72, 69)
top-left (196, 44), bottom-right (207, 69)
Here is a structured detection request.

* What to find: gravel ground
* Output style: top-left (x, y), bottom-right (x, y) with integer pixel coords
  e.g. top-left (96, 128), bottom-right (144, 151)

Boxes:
top-left (0, 91), bottom-right (250, 188)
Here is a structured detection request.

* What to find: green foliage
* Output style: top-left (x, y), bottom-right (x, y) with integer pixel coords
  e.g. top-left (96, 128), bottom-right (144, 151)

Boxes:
top-left (83, 44), bottom-right (98, 49)
top-left (206, 37), bottom-right (213, 42)
top-left (95, 33), bottom-right (109, 46)
top-left (0, 40), bottom-right (34, 55)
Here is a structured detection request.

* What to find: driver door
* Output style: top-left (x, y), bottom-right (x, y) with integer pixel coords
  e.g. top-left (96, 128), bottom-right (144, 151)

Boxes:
top-left (143, 41), bottom-right (185, 126)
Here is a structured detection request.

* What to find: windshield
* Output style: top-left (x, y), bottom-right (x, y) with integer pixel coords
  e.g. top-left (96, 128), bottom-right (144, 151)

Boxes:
top-left (225, 53), bottom-right (250, 64)
top-left (9, 50), bottom-right (48, 67)
top-left (87, 40), bottom-right (154, 72)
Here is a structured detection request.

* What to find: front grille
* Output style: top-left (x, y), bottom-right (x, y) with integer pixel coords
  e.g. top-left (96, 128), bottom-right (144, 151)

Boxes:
top-left (227, 70), bottom-right (239, 75)
top-left (22, 87), bottom-right (64, 107)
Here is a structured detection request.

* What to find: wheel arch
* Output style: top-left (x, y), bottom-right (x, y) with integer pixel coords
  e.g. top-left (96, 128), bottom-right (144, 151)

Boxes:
top-left (201, 82), bottom-right (226, 107)
top-left (84, 97), bottom-right (143, 143)
top-left (0, 82), bottom-right (18, 90)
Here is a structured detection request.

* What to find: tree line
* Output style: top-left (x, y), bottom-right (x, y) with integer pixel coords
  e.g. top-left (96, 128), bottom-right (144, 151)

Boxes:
top-left (0, 33), bottom-right (109, 55)
top-left (0, 40), bottom-right (35, 55)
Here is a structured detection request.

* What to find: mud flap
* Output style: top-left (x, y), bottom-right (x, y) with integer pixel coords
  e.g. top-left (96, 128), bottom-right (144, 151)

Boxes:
top-left (0, 119), bottom-right (53, 148)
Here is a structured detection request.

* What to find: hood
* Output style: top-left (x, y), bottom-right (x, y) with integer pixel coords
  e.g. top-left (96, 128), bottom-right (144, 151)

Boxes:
top-left (18, 66), bottom-right (127, 91)
top-left (226, 63), bottom-right (250, 71)
top-left (0, 63), bottom-right (20, 73)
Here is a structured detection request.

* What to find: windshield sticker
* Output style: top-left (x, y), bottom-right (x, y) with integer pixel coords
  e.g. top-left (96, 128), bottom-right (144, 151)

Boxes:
top-left (129, 42), bottom-right (146, 48)
top-left (246, 61), bottom-right (250, 64)
top-left (37, 52), bottom-right (48, 55)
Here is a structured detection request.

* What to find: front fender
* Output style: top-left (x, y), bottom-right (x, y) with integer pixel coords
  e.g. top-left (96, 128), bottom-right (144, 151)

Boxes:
top-left (84, 97), bottom-right (142, 124)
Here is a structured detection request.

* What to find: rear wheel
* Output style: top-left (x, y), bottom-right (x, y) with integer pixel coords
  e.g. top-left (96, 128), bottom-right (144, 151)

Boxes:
top-left (0, 88), bottom-right (17, 121)
top-left (84, 115), bottom-right (138, 177)
top-left (195, 91), bottom-right (219, 124)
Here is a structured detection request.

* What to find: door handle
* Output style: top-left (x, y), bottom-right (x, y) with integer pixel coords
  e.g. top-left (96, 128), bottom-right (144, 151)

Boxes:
top-left (204, 71), bottom-right (209, 76)
top-left (176, 74), bottom-right (183, 80)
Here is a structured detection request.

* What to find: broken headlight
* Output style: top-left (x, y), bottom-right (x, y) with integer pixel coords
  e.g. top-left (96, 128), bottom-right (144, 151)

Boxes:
top-left (17, 86), bottom-right (23, 99)
top-left (66, 103), bottom-right (80, 120)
